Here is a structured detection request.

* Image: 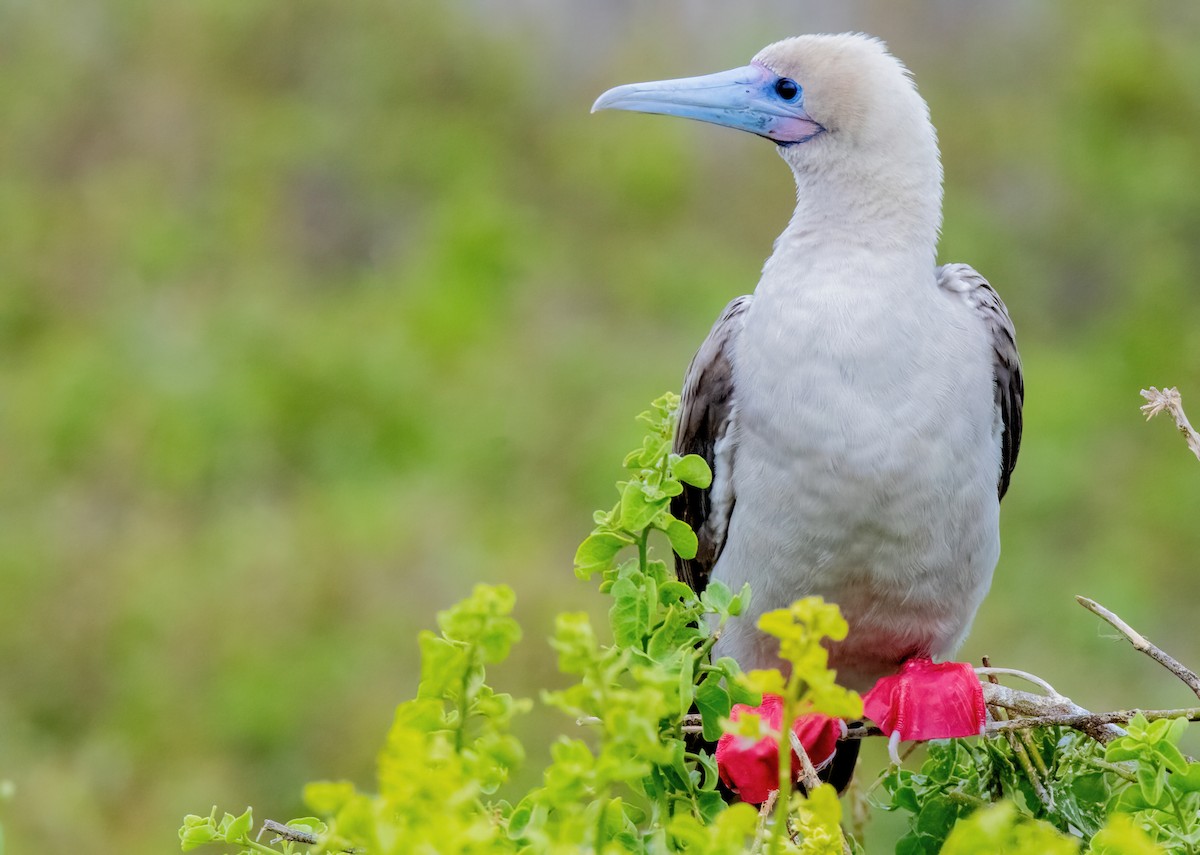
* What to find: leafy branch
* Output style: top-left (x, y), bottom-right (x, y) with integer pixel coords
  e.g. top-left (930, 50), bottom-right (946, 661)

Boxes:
top-left (178, 391), bottom-right (1200, 854)
top-left (876, 592), bottom-right (1200, 853)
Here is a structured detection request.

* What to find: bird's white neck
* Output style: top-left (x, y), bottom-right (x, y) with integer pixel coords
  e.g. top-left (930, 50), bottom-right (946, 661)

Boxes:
top-left (762, 142), bottom-right (944, 295)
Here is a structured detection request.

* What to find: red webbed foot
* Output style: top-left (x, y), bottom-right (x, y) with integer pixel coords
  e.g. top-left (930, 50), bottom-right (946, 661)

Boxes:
top-left (715, 694), bottom-right (844, 804)
top-left (862, 657), bottom-right (987, 764)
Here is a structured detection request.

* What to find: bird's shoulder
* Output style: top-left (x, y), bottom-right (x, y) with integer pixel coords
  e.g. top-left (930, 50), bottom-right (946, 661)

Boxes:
top-left (937, 263), bottom-right (1009, 315)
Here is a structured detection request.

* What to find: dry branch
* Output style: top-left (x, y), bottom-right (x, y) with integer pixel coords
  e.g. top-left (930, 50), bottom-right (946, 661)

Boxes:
top-left (260, 819), bottom-right (319, 845)
top-left (789, 729), bottom-right (823, 793)
top-left (1140, 386), bottom-right (1200, 462)
top-left (1076, 595), bottom-right (1200, 701)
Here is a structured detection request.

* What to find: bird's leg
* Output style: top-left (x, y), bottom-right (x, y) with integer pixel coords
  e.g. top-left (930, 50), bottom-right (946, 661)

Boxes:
top-left (715, 694), bottom-right (845, 804)
top-left (861, 657), bottom-right (987, 765)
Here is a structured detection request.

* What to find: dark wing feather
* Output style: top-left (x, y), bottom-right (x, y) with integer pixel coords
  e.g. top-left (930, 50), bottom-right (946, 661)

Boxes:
top-left (937, 264), bottom-right (1024, 499)
top-left (671, 295), bottom-right (751, 592)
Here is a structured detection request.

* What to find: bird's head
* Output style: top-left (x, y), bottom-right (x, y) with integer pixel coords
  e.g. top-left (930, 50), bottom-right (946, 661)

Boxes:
top-left (593, 33), bottom-right (938, 181)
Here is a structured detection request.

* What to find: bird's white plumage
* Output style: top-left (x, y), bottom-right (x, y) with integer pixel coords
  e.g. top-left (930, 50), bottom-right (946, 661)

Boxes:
top-left (714, 251), bottom-right (1003, 690)
top-left (664, 34), bottom-right (1023, 691)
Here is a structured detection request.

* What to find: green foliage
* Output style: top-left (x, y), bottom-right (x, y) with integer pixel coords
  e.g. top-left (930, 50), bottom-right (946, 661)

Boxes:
top-left (9, 3), bottom-right (1200, 853)
top-left (879, 712), bottom-right (1200, 853)
top-left (1103, 714), bottom-right (1200, 853)
top-left (880, 733), bottom-right (1083, 852)
top-left (741, 599), bottom-right (863, 853)
top-left (177, 395), bottom-right (1200, 853)
top-left (518, 393), bottom-right (760, 851)
top-left (176, 396), bottom-right (865, 854)
top-left (938, 803), bottom-right (1078, 855)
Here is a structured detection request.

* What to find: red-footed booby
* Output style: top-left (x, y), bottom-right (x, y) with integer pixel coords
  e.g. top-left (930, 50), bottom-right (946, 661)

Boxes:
top-left (594, 34), bottom-right (1023, 796)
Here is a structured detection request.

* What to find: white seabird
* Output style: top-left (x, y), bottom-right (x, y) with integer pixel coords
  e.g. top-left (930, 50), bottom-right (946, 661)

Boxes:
top-left (594, 34), bottom-right (1022, 746)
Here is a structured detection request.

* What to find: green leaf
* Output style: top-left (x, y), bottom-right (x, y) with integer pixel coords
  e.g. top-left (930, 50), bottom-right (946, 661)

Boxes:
top-left (890, 783), bottom-right (921, 814)
top-left (658, 580), bottom-right (697, 606)
top-left (662, 516), bottom-right (698, 560)
top-left (696, 789), bottom-right (727, 825)
top-left (1163, 715), bottom-right (1189, 746)
top-left (660, 738), bottom-right (692, 790)
top-left (914, 794), bottom-right (958, 842)
top-left (178, 816), bottom-right (218, 852)
top-left (1069, 771), bottom-right (1110, 807)
top-left (695, 678), bottom-right (732, 742)
top-left (223, 807), bottom-right (253, 842)
top-left (647, 607), bottom-right (690, 661)
top-left (1155, 740), bottom-right (1189, 775)
top-left (715, 657), bottom-right (761, 706)
top-left (727, 582), bottom-right (751, 617)
top-left (1104, 739), bottom-right (1140, 763)
top-left (416, 632), bottom-right (466, 700)
top-left (926, 743), bottom-right (959, 784)
top-left (573, 532), bottom-right (629, 578)
top-left (507, 799), bottom-right (534, 839)
top-left (609, 576), bottom-right (649, 647)
top-left (285, 817), bottom-right (328, 835)
top-left (1135, 762), bottom-right (1166, 808)
top-left (1172, 762), bottom-right (1200, 793)
top-left (672, 454), bottom-right (712, 488)
top-left (694, 750), bottom-right (721, 791)
top-left (1112, 781), bottom-right (1153, 812)
top-left (619, 480), bottom-right (668, 531)
top-left (701, 580), bottom-right (733, 615)
top-left (632, 435), bottom-right (668, 468)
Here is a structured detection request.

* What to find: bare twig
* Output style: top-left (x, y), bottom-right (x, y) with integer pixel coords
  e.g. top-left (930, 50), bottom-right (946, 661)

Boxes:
top-left (835, 706), bottom-right (1200, 744)
top-left (1077, 596), bottom-right (1200, 701)
top-left (261, 819), bottom-right (319, 845)
top-left (986, 707), bottom-right (1200, 734)
top-left (979, 655), bottom-right (1009, 732)
top-left (842, 721), bottom-right (885, 739)
top-left (974, 667), bottom-right (1062, 697)
top-left (788, 729), bottom-right (823, 793)
top-left (979, 680), bottom-right (1124, 743)
top-left (757, 788), bottom-right (777, 842)
top-left (837, 706), bottom-right (1200, 741)
top-left (259, 819), bottom-right (359, 853)
top-left (1140, 386), bottom-right (1200, 462)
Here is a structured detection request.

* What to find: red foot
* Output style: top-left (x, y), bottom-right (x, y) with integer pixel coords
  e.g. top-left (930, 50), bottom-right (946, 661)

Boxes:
top-left (862, 657), bottom-right (986, 761)
top-left (715, 694), bottom-right (843, 804)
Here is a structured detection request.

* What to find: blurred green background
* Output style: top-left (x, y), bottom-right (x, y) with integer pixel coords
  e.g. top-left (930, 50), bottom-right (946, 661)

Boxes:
top-left (3, 1), bottom-right (1200, 851)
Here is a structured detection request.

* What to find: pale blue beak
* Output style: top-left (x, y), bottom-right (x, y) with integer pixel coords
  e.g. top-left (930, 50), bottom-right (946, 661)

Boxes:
top-left (591, 62), bottom-right (824, 145)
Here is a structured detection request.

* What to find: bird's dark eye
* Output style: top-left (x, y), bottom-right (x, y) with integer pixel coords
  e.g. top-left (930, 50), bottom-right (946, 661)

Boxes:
top-left (774, 78), bottom-right (800, 101)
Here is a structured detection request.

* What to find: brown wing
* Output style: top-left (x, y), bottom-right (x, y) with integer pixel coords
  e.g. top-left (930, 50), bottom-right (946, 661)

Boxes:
top-left (938, 264), bottom-right (1024, 499)
top-left (671, 295), bottom-right (751, 592)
